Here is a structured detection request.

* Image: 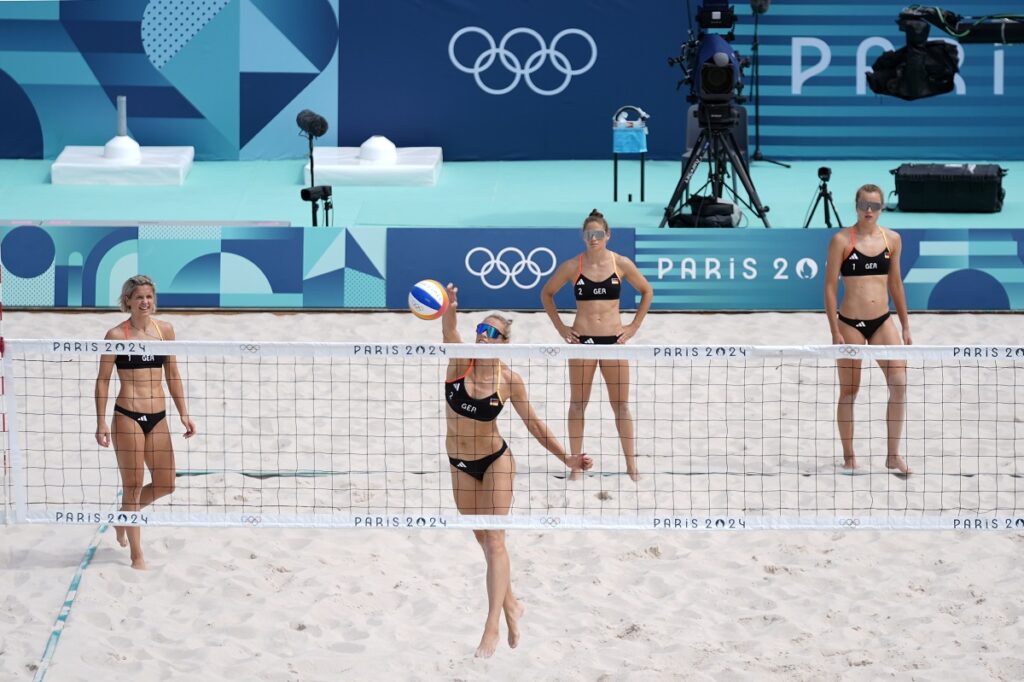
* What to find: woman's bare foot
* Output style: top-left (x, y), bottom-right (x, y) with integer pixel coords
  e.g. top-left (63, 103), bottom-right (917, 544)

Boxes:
top-left (130, 554), bottom-right (147, 570)
top-left (115, 526), bottom-right (128, 547)
top-left (842, 455), bottom-right (858, 470)
top-left (505, 600), bottom-right (525, 649)
top-left (625, 455), bottom-right (640, 482)
top-left (886, 455), bottom-right (911, 475)
top-left (475, 626), bottom-right (500, 658)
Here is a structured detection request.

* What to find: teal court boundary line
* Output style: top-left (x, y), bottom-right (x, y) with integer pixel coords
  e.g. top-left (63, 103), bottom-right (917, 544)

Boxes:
top-left (32, 518), bottom-right (111, 682)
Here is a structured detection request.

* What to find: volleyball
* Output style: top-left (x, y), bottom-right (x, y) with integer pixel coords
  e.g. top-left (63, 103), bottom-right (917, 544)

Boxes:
top-left (408, 279), bottom-right (449, 320)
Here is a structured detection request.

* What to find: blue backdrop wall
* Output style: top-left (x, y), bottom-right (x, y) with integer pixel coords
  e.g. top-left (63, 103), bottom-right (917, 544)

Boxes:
top-left (0, 1), bottom-right (1021, 161)
top-left (3, 225), bottom-right (1023, 311)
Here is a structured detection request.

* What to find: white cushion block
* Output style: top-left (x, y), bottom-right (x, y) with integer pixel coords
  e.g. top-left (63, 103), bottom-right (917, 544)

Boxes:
top-left (303, 146), bottom-right (442, 187)
top-left (51, 146), bottom-right (194, 185)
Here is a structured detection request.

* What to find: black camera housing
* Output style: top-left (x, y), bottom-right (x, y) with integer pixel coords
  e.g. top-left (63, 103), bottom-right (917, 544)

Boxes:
top-left (301, 185), bottom-right (332, 202)
top-left (696, 0), bottom-right (736, 30)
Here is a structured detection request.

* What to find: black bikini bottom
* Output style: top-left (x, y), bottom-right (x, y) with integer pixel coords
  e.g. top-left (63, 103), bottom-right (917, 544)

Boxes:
top-left (577, 335), bottom-right (619, 345)
top-left (449, 441), bottom-right (508, 482)
top-left (114, 404), bottom-right (166, 435)
top-left (838, 312), bottom-right (891, 341)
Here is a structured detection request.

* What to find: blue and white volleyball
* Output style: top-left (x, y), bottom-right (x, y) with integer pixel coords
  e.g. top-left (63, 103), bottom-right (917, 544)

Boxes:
top-left (408, 279), bottom-right (449, 320)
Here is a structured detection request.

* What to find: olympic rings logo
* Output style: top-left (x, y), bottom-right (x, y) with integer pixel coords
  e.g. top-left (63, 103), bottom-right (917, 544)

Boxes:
top-left (541, 346), bottom-right (561, 357)
top-left (449, 27), bottom-right (598, 96)
top-left (838, 346), bottom-right (860, 357)
top-left (465, 246), bottom-right (557, 290)
top-left (241, 515), bottom-right (263, 526)
top-left (540, 517), bottom-right (562, 527)
top-left (239, 344), bottom-right (260, 353)
top-left (837, 518), bottom-right (861, 528)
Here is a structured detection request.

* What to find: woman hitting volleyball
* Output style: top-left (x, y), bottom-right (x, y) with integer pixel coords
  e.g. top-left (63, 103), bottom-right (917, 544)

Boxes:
top-left (541, 209), bottom-right (653, 481)
top-left (94, 275), bottom-right (197, 568)
top-left (824, 184), bottom-right (912, 475)
top-left (441, 283), bottom-right (592, 658)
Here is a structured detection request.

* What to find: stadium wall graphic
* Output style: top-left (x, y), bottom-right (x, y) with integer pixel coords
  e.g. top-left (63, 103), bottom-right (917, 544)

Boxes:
top-left (0, 0), bottom-right (1021, 160)
top-left (2, 225), bottom-right (1021, 312)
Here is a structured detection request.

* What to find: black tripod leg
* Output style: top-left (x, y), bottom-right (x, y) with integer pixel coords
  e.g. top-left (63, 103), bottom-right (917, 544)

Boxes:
top-left (826, 194), bottom-right (844, 228)
top-left (640, 153), bottom-right (645, 202)
top-left (710, 135), bottom-right (726, 199)
top-left (803, 193), bottom-right (824, 228)
top-left (723, 133), bottom-right (771, 227)
top-left (660, 131), bottom-right (709, 227)
top-left (614, 153), bottom-right (618, 202)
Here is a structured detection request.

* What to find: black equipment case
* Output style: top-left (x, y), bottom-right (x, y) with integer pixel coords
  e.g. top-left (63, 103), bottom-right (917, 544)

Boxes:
top-left (891, 163), bottom-right (1006, 213)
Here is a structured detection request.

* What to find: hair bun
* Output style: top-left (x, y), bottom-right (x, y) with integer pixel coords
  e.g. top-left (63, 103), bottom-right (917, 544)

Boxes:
top-left (589, 209), bottom-right (603, 218)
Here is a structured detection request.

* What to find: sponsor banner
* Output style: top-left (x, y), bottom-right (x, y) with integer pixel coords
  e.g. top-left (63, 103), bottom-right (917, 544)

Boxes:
top-left (638, 228), bottom-right (1024, 311)
top-left (385, 227), bottom-right (637, 311)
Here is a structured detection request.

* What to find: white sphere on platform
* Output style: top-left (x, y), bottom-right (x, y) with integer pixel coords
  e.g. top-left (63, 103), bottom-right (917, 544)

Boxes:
top-left (103, 135), bottom-right (142, 164)
top-left (359, 135), bottom-right (398, 164)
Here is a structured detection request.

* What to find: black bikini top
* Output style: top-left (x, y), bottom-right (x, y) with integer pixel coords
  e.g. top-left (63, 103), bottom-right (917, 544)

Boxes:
top-left (445, 360), bottom-right (505, 422)
top-left (841, 229), bottom-right (891, 277)
top-left (115, 320), bottom-right (167, 370)
top-left (574, 254), bottom-right (621, 301)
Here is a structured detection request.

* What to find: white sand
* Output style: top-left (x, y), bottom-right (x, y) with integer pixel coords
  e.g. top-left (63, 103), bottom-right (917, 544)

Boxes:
top-left (3, 310), bottom-right (1024, 681)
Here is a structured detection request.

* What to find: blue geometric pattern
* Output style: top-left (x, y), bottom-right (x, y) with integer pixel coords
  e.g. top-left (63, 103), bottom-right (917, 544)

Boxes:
top-left (2, 0), bottom-right (1018, 160)
top-left (2, 225), bottom-right (1022, 310)
top-left (900, 230), bottom-right (1024, 310)
top-left (142, 0), bottom-right (232, 70)
top-left (0, 68), bottom-right (43, 158)
top-left (238, 0), bottom-right (338, 158)
top-left (0, 225), bottom-right (383, 308)
top-left (0, 0), bottom-right (338, 160)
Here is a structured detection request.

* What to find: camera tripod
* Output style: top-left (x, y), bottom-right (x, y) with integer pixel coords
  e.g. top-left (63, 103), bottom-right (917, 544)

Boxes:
top-left (660, 109), bottom-right (771, 228)
top-left (803, 174), bottom-right (843, 228)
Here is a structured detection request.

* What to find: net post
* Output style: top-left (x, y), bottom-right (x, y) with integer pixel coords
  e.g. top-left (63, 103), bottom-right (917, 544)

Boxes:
top-left (0, 261), bottom-right (6, 525)
top-left (1, 352), bottom-right (26, 523)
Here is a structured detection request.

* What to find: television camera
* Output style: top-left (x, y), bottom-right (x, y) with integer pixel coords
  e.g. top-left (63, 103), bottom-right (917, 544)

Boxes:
top-left (868, 6), bottom-right (1024, 100)
top-left (661, 0), bottom-right (771, 227)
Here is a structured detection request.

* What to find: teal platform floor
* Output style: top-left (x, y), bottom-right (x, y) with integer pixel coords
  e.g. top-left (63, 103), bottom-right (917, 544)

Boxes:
top-left (0, 158), bottom-right (1020, 230)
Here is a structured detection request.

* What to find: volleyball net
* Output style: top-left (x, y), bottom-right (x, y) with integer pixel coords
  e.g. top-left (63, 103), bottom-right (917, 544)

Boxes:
top-left (2, 339), bottom-right (1023, 530)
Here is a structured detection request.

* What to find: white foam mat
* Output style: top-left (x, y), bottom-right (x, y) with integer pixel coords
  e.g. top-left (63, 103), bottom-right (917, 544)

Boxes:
top-left (303, 147), bottom-right (442, 187)
top-left (51, 146), bottom-right (195, 185)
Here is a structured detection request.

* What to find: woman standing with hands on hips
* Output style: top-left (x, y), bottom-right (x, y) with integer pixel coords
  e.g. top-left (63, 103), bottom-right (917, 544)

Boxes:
top-left (541, 209), bottom-right (654, 480)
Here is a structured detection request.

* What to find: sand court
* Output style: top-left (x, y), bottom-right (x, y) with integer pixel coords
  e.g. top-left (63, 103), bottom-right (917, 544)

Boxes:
top-left (2, 309), bottom-right (1023, 680)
